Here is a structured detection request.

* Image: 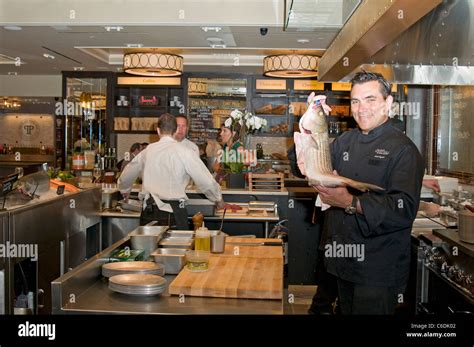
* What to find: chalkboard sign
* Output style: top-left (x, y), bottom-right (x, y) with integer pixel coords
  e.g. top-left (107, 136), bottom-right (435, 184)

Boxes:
top-left (187, 97), bottom-right (246, 146)
top-left (188, 104), bottom-right (219, 145)
top-left (438, 86), bottom-right (474, 175)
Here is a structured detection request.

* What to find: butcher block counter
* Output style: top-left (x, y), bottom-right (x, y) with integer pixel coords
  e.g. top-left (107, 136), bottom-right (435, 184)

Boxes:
top-left (169, 237), bottom-right (283, 300)
top-left (52, 236), bottom-right (284, 315)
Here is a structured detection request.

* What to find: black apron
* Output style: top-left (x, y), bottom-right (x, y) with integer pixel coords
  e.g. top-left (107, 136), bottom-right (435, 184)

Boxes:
top-left (140, 197), bottom-right (190, 230)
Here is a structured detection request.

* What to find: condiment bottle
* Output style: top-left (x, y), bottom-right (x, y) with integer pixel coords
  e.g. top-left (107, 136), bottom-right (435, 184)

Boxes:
top-left (195, 227), bottom-right (210, 251)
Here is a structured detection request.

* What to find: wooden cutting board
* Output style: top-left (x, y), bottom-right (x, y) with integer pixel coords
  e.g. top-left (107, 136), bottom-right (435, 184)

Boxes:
top-left (220, 244), bottom-right (282, 259)
top-left (226, 237), bottom-right (282, 244)
top-left (169, 256), bottom-right (283, 299)
top-left (216, 206), bottom-right (249, 216)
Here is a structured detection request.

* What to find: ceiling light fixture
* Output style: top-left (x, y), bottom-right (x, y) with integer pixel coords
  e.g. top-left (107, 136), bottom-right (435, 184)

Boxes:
top-left (297, 39), bottom-right (309, 44)
top-left (263, 54), bottom-right (319, 78)
top-left (126, 43), bottom-right (143, 48)
top-left (123, 52), bottom-right (183, 77)
top-left (4, 26), bottom-right (22, 31)
top-left (7, 72), bottom-right (18, 76)
top-left (1, 97), bottom-right (21, 109)
top-left (43, 53), bottom-right (55, 59)
top-left (73, 66), bottom-right (84, 71)
top-left (104, 26), bottom-right (124, 32)
top-left (201, 26), bottom-right (222, 33)
top-left (210, 44), bottom-right (226, 49)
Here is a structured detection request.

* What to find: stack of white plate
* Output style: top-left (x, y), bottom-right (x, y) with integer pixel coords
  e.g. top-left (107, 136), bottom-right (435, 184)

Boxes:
top-left (109, 274), bottom-right (167, 296)
top-left (102, 261), bottom-right (165, 278)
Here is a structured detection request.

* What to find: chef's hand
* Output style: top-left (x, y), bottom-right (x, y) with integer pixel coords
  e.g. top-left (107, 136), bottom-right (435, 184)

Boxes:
top-left (312, 170), bottom-right (352, 208)
top-left (314, 185), bottom-right (352, 208)
top-left (419, 201), bottom-right (441, 217)
top-left (423, 179), bottom-right (440, 192)
top-left (216, 199), bottom-right (225, 210)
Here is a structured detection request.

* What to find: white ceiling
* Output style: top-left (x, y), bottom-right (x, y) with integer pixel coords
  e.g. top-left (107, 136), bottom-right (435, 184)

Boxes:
top-left (0, 0), bottom-right (356, 76)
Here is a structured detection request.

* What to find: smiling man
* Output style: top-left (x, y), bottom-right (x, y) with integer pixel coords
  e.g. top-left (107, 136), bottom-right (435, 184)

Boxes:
top-left (313, 72), bottom-right (425, 315)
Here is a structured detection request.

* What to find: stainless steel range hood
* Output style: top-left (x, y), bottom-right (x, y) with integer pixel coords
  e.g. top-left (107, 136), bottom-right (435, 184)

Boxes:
top-left (319, 0), bottom-right (474, 85)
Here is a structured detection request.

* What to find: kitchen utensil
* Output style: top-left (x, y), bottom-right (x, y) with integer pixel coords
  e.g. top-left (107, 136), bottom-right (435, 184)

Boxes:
top-left (159, 236), bottom-right (194, 249)
top-left (129, 226), bottom-right (168, 258)
top-left (185, 250), bottom-right (210, 272)
top-left (151, 248), bottom-right (187, 274)
top-left (108, 274), bottom-right (166, 296)
top-left (102, 261), bottom-right (165, 278)
top-left (458, 210), bottom-right (474, 244)
top-left (210, 231), bottom-right (226, 253)
top-left (219, 208), bottom-right (227, 232)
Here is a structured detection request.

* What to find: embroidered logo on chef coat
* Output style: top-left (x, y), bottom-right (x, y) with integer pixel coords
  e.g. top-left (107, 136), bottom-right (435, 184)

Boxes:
top-left (374, 148), bottom-right (390, 159)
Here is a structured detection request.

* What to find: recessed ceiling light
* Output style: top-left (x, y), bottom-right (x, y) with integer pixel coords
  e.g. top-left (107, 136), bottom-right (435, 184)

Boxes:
top-left (43, 53), bottom-right (55, 59)
top-left (206, 37), bottom-right (224, 43)
top-left (4, 26), bottom-right (22, 31)
top-left (51, 25), bottom-right (71, 31)
top-left (126, 43), bottom-right (143, 48)
top-left (73, 67), bottom-right (84, 71)
top-left (201, 26), bottom-right (222, 33)
top-left (210, 44), bottom-right (226, 49)
top-left (104, 26), bottom-right (124, 32)
top-left (297, 39), bottom-right (309, 44)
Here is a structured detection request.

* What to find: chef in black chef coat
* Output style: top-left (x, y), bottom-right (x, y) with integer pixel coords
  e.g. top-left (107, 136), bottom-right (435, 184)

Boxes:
top-left (313, 72), bottom-right (424, 314)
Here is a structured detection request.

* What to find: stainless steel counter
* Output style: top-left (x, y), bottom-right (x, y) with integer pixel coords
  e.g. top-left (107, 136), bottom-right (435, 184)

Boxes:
top-left (52, 237), bottom-right (283, 315)
top-left (433, 229), bottom-right (474, 257)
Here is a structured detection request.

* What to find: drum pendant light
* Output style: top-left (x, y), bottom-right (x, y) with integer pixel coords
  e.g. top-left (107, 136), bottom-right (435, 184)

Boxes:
top-left (263, 54), bottom-right (319, 78)
top-left (123, 52), bottom-right (183, 77)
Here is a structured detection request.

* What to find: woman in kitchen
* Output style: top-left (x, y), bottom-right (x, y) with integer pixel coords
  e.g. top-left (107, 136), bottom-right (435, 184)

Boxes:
top-left (212, 118), bottom-right (244, 179)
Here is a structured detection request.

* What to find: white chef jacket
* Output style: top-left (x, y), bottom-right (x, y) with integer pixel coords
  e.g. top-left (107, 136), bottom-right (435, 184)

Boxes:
top-left (180, 138), bottom-right (200, 157)
top-left (118, 136), bottom-right (222, 213)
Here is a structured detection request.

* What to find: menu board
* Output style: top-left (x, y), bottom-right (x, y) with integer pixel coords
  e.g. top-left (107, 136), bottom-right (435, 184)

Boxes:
top-left (188, 105), bottom-right (219, 145)
top-left (188, 97), bottom-right (246, 146)
top-left (438, 86), bottom-right (474, 174)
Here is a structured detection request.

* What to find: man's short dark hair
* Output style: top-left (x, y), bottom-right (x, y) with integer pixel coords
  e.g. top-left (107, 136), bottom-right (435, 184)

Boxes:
top-left (350, 71), bottom-right (392, 98)
top-left (175, 114), bottom-right (188, 124)
top-left (130, 142), bottom-right (141, 153)
top-left (158, 113), bottom-right (177, 135)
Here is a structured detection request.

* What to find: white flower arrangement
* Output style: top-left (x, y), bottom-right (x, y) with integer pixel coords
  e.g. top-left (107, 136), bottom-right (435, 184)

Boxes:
top-left (225, 109), bottom-right (267, 134)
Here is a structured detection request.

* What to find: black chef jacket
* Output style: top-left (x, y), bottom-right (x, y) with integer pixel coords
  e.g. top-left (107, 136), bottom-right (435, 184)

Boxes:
top-left (324, 120), bottom-right (424, 287)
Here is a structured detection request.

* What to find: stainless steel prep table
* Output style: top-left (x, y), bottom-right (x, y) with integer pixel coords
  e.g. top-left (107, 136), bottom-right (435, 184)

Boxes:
top-left (52, 237), bottom-right (284, 315)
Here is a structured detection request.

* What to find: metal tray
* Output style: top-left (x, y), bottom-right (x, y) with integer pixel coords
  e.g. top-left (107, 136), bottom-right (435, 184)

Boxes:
top-left (102, 261), bottom-right (165, 278)
top-left (159, 236), bottom-right (194, 249)
top-left (166, 230), bottom-right (194, 238)
top-left (151, 248), bottom-right (187, 274)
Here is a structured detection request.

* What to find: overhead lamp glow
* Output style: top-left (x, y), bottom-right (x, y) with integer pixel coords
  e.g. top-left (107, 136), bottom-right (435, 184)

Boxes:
top-left (123, 52), bottom-right (183, 77)
top-left (263, 54), bottom-right (319, 78)
top-left (104, 26), bottom-right (124, 32)
top-left (126, 43), bottom-right (143, 48)
top-left (201, 26), bottom-right (222, 33)
top-left (43, 53), bottom-right (55, 59)
top-left (4, 26), bottom-right (22, 31)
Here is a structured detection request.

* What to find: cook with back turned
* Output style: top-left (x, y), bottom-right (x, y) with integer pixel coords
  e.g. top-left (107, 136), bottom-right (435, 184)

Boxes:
top-left (118, 113), bottom-right (225, 229)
